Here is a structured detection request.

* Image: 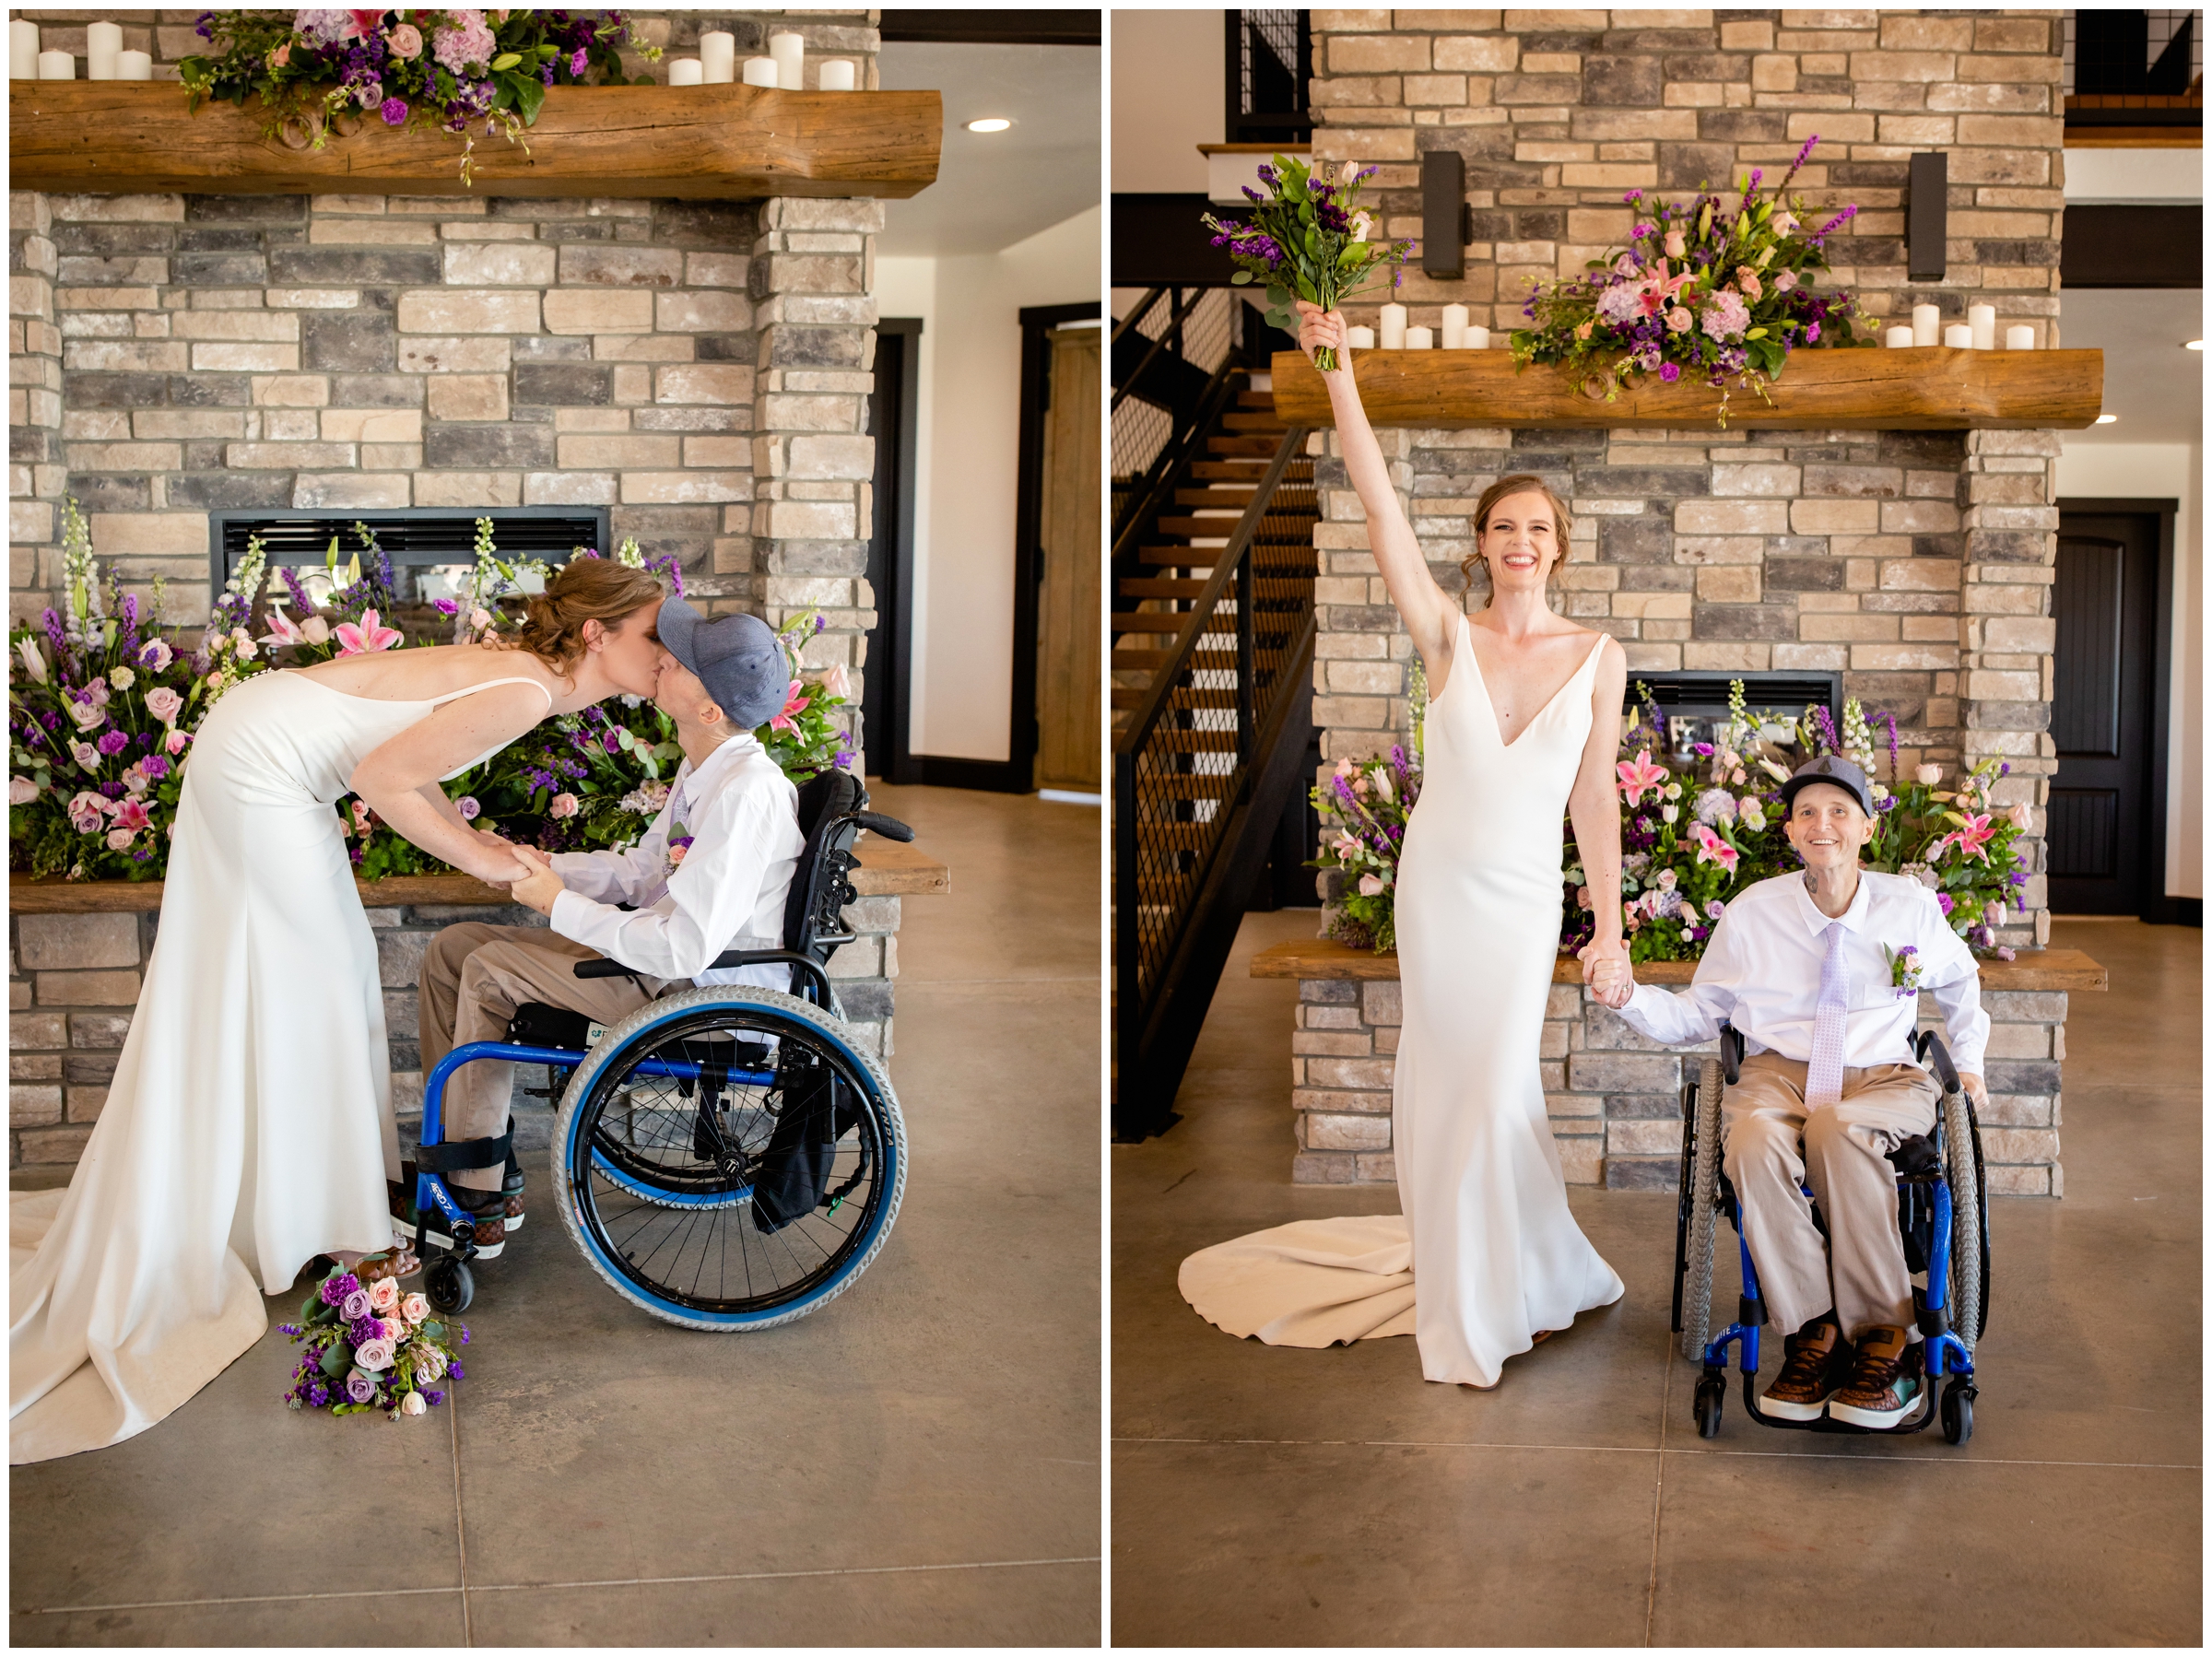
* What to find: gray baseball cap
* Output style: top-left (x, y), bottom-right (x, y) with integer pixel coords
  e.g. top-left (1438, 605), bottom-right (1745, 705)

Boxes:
top-left (654, 596), bottom-right (788, 730)
top-left (1778, 753), bottom-right (1876, 817)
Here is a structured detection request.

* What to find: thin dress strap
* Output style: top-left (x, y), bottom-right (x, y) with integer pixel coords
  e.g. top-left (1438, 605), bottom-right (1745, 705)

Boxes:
top-left (425, 675), bottom-right (554, 711)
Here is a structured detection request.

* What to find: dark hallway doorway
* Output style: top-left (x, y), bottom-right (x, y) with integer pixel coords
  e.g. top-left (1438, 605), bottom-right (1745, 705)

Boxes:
top-left (2049, 499), bottom-right (2175, 919)
top-left (864, 317), bottom-right (922, 784)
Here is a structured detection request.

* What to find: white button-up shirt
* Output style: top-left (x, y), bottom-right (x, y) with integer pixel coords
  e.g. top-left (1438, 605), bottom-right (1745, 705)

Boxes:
top-left (1616, 869), bottom-right (1990, 1077)
top-left (547, 732), bottom-right (805, 990)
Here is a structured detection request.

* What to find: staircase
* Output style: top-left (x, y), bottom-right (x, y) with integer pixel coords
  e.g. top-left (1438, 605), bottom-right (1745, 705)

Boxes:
top-left (1111, 362), bottom-right (1320, 1140)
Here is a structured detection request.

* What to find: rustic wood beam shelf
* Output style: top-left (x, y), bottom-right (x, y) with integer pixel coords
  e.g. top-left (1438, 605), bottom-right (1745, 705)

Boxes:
top-left (7, 840), bottom-right (947, 913)
top-left (1270, 347), bottom-right (2104, 431)
top-left (10, 82), bottom-right (941, 200)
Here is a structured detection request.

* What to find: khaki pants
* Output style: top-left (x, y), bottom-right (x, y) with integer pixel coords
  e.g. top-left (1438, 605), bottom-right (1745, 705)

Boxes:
top-left (1721, 1051), bottom-right (1940, 1342)
top-left (417, 923), bottom-right (669, 1192)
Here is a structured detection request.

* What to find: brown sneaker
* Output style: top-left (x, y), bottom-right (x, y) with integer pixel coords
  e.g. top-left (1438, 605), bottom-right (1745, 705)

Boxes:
top-left (387, 1181), bottom-right (506, 1260)
top-left (1759, 1314), bottom-right (1854, 1421)
top-left (1827, 1325), bottom-right (1924, 1428)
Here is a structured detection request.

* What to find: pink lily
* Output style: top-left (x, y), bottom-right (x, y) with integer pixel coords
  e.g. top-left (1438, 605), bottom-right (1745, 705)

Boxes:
top-left (1636, 259), bottom-right (1693, 316)
top-left (111, 796), bottom-right (151, 832)
top-left (1616, 747), bottom-right (1668, 806)
top-left (1689, 821), bottom-right (1740, 873)
top-left (334, 608), bottom-right (402, 655)
top-left (1932, 810), bottom-right (1997, 863)
top-left (259, 606), bottom-right (304, 650)
top-left (767, 679), bottom-right (808, 734)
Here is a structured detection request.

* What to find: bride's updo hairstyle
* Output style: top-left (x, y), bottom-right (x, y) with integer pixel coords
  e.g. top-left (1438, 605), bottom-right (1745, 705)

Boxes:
top-left (1458, 474), bottom-right (1573, 603)
top-left (500, 557), bottom-right (665, 678)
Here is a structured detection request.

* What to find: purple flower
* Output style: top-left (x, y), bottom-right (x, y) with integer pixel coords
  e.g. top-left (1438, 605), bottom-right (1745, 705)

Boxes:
top-left (1659, 362), bottom-right (1680, 382)
top-left (1937, 892), bottom-right (1955, 916)
top-left (435, 597), bottom-right (459, 614)
top-left (425, 1389), bottom-right (446, 1405)
top-left (141, 754), bottom-right (170, 781)
top-left (341, 1288), bottom-right (371, 1321)
top-left (1805, 322), bottom-right (1820, 344)
top-left (96, 730), bottom-right (129, 757)
top-left (604, 733), bottom-right (623, 754)
top-left (571, 47), bottom-right (588, 75)
top-left (382, 96), bottom-right (409, 125)
top-left (320, 1272), bottom-right (361, 1307)
top-left (346, 1370), bottom-right (374, 1404)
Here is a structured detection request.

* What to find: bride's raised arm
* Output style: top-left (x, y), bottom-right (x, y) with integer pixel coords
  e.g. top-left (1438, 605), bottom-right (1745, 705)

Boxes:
top-left (348, 684), bottom-right (548, 883)
top-left (1294, 300), bottom-right (1462, 691)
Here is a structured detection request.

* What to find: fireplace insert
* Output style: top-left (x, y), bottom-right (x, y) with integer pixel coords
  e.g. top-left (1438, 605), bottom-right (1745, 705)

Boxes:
top-left (207, 507), bottom-right (612, 604)
top-left (1626, 670), bottom-right (1842, 763)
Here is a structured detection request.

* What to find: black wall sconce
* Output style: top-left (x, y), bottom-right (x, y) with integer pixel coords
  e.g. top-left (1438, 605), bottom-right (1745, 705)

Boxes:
top-left (1907, 150), bottom-right (1947, 282)
top-left (1421, 149), bottom-right (1470, 279)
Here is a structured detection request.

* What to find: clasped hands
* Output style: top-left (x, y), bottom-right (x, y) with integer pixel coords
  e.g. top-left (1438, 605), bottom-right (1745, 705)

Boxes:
top-left (1579, 939), bottom-right (1635, 1010)
top-left (465, 829), bottom-right (565, 917)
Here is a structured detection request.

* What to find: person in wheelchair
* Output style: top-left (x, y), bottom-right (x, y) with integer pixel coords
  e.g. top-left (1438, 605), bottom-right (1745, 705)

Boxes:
top-left (406, 598), bottom-right (804, 1252)
top-left (1591, 755), bottom-right (1991, 1428)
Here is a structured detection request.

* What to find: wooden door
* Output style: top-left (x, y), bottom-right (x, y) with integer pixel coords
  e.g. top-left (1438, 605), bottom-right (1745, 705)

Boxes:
top-left (2049, 511), bottom-right (2160, 913)
top-left (1035, 323), bottom-right (1102, 792)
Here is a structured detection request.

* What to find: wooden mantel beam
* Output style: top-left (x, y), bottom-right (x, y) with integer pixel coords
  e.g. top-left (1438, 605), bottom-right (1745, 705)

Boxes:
top-left (10, 82), bottom-right (942, 201)
top-left (1269, 346), bottom-right (2105, 431)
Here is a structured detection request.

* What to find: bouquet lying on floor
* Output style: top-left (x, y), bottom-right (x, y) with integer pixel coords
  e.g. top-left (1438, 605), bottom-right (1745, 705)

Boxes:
top-left (280, 1252), bottom-right (468, 1418)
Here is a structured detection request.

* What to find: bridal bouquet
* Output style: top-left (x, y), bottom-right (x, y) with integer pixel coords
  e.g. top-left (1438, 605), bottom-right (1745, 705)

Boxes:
top-left (1510, 135), bottom-right (1869, 426)
top-left (1310, 743), bottom-right (1422, 953)
top-left (280, 1252), bottom-right (468, 1419)
top-left (179, 9), bottom-right (656, 185)
top-left (1204, 157), bottom-right (1414, 370)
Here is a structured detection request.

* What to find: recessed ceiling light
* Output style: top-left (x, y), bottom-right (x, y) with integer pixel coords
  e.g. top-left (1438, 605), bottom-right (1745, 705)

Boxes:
top-left (2096, 413), bottom-right (2118, 424)
top-left (2187, 339), bottom-right (2205, 350)
top-left (966, 117), bottom-right (1012, 133)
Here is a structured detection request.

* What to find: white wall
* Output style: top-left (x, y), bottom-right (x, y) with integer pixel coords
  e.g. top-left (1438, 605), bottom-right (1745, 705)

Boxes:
top-left (2053, 441), bottom-right (2204, 900)
top-left (1109, 9), bottom-right (1222, 193)
top-left (877, 204), bottom-right (1102, 761)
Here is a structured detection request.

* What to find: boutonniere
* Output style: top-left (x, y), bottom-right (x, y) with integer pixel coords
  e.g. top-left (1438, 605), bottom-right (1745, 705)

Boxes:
top-left (666, 833), bottom-right (694, 872)
top-left (1885, 943), bottom-right (1923, 1000)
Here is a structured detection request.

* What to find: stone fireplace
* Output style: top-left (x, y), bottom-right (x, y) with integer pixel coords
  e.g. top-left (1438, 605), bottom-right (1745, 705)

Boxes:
top-left (6, 9), bottom-right (942, 1180)
top-left (1268, 8), bottom-right (2100, 1193)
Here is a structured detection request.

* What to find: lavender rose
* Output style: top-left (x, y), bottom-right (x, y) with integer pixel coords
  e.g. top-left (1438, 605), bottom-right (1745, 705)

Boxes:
top-left (345, 1369), bottom-right (375, 1404)
top-left (341, 1287), bottom-right (371, 1321)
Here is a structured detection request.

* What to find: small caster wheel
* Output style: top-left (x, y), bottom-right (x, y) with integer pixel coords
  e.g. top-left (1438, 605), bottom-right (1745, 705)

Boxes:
top-left (1693, 1375), bottom-right (1725, 1440)
top-left (427, 1257), bottom-right (474, 1315)
top-left (1941, 1382), bottom-right (1974, 1445)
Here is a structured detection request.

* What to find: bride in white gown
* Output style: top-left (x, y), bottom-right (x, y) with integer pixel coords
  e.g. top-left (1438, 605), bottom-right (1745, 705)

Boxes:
top-left (11, 558), bottom-right (670, 1463)
top-left (1180, 304), bottom-right (1632, 1387)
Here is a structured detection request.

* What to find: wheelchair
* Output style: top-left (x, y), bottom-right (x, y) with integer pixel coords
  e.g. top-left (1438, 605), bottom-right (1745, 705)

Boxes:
top-left (1672, 1024), bottom-right (1989, 1444)
top-left (406, 770), bottom-right (914, 1333)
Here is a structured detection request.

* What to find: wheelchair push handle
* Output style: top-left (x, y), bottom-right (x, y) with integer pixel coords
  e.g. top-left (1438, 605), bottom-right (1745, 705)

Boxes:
top-left (851, 811), bottom-right (914, 843)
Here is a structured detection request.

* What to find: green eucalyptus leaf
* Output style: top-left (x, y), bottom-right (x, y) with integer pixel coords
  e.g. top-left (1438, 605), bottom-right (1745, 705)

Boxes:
top-left (1230, 269), bottom-right (1253, 285)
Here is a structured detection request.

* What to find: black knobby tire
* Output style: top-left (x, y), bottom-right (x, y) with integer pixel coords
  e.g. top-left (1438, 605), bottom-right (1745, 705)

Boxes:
top-left (1941, 1084), bottom-right (1983, 1350)
top-left (1678, 1057), bottom-right (1725, 1362)
top-left (426, 1258), bottom-right (473, 1315)
top-left (1941, 1382), bottom-right (1973, 1445)
top-left (552, 986), bottom-right (907, 1333)
top-left (1693, 1376), bottom-right (1724, 1439)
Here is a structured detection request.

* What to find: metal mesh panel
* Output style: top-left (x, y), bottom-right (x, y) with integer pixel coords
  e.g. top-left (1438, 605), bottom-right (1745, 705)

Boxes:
top-left (2065, 8), bottom-right (2202, 96)
top-left (1111, 288), bottom-right (1235, 526)
top-left (1118, 430), bottom-right (1316, 1006)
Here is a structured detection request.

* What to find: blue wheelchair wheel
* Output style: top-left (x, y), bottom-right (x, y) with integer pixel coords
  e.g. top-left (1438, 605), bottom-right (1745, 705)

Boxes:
top-left (550, 986), bottom-right (907, 1332)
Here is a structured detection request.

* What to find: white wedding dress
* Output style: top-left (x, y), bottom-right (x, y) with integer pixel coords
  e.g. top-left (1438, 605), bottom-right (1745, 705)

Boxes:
top-left (1182, 616), bottom-right (1623, 1386)
top-left (11, 667), bottom-right (547, 1463)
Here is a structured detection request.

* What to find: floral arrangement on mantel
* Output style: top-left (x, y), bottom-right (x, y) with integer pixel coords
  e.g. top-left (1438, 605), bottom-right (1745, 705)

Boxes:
top-left (280, 1252), bottom-right (467, 1418)
top-left (1510, 135), bottom-right (1872, 427)
top-left (179, 8), bottom-right (658, 183)
top-left (8, 503), bottom-right (855, 884)
top-left (1313, 676), bottom-right (2032, 965)
top-left (1204, 156), bottom-right (1414, 371)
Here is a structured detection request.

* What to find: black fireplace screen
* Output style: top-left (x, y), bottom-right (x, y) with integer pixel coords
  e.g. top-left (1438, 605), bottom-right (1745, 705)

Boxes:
top-left (208, 507), bottom-right (611, 600)
top-left (1627, 670), bottom-right (1842, 760)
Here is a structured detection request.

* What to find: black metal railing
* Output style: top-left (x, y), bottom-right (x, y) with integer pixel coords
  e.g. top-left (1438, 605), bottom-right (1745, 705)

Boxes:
top-left (1112, 286), bottom-right (1238, 543)
top-left (1112, 425), bottom-right (1316, 1134)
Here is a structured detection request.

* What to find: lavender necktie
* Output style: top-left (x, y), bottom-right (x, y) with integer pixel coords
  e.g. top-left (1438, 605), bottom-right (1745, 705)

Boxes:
top-left (1805, 921), bottom-right (1848, 1110)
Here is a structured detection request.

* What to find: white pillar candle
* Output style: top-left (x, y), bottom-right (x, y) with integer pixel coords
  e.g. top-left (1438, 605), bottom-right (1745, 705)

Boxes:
top-left (1468, 324), bottom-right (1490, 350)
top-left (1943, 323), bottom-right (1972, 348)
top-left (11, 18), bottom-right (39, 79)
top-left (818, 57), bottom-right (855, 91)
top-left (1378, 302), bottom-right (1407, 349)
top-left (38, 48), bottom-right (73, 78)
top-left (117, 48), bottom-right (151, 80)
top-left (1347, 324), bottom-right (1376, 350)
top-left (1440, 302), bottom-right (1468, 349)
top-left (2005, 323), bottom-right (2036, 350)
top-left (1405, 325), bottom-right (1434, 349)
top-left (1911, 302), bottom-right (1940, 347)
top-left (667, 56), bottom-right (703, 85)
top-left (1886, 324), bottom-right (1916, 348)
top-left (698, 30), bottom-right (735, 82)
top-left (768, 30), bottom-right (804, 90)
top-left (1967, 302), bottom-right (1995, 350)
top-left (741, 55), bottom-right (777, 88)
top-left (85, 19), bottom-right (120, 79)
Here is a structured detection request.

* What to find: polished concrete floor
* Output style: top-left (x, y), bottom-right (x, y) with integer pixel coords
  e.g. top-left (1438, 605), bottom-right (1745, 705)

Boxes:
top-left (12, 783), bottom-right (1101, 1647)
top-left (1112, 911), bottom-right (2201, 1646)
